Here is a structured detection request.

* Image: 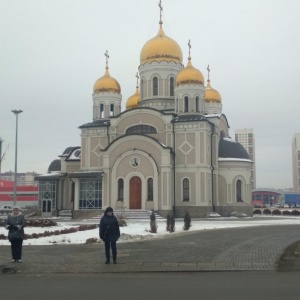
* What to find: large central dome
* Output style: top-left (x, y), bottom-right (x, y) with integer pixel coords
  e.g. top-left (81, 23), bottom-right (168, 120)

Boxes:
top-left (140, 24), bottom-right (183, 65)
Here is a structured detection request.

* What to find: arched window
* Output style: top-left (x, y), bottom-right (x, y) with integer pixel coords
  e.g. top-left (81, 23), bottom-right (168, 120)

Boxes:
top-left (141, 79), bottom-right (144, 99)
top-left (153, 76), bottom-right (158, 96)
top-left (170, 77), bottom-right (174, 96)
top-left (147, 178), bottom-right (153, 201)
top-left (236, 180), bottom-right (243, 202)
top-left (126, 125), bottom-right (157, 134)
top-left (118, 178), bottom-right (124, 200)
top-left (195, 96), bottom-right (199, 112)
top-left (110, 103), bottom-right (114, 116)
top-left (183, 178), bottom-right (190, 201)
top-left (184, 96), bottom-right (189, 112)
top-left (100, 103), bottom-right (104, 118)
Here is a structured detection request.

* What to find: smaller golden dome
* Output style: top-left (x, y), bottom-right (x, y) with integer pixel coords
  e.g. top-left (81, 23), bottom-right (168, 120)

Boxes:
top-left (204, 80), bottom-right (221, 103)
top-left (93, 68), bottom-right (121, 94)
top-left (126, 87), bottom-right (140, 109)
top-left (176, 58), bottom-right (204, 86)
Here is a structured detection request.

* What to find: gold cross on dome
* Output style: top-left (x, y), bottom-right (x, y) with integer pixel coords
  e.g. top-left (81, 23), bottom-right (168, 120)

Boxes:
top-left (188, 39), bottom-right (191, 59)
top-left (158, 0), bottom-right (163, 24)
top-left (207, 65), bottom-right (210, 81)
top-left (104, 50), bottom-right (109, 68)
top-left (136, 72), bottom-right (139, 87)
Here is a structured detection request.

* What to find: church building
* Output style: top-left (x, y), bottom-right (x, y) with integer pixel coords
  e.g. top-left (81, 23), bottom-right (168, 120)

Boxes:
top-left (35, 2), bottom-right (253, 218)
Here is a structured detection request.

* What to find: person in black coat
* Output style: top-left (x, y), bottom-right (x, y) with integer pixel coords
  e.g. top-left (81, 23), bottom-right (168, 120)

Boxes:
top-left (99, 207), bottom-right (120, 264)
top-left (4, 206), bottom-right (26, 263)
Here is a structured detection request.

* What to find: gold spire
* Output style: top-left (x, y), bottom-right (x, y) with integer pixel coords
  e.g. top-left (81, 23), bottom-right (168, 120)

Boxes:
top-left (159, 0), bottom-right (163, 26)
top-left (104, 50), bottom-right (109, 70)
top-left (188, 39), bottom-right (191, 60)
top-left (135, 72), bottom-right (139, 88)
top-left (93, 50), bottom-right (121, 94)
top-left (207, 64), bottom-right (210, 82)
top-left (204, 65), bottom-right (221, 103)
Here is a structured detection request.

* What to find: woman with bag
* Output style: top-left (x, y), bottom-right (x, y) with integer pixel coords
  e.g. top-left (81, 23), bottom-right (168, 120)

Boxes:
top-left (4, 206), bottom-right (26, 263)
top-left (99, 207), bottom-right (120, 264)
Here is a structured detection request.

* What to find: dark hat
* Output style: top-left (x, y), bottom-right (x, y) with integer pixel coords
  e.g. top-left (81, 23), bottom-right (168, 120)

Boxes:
top-left (105, 207), bottom-right (113, 213)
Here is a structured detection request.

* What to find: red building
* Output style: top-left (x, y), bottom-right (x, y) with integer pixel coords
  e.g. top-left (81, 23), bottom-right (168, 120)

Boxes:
top-left (252, 189), bottom-right (282, 207)
top-left (0, 180), bottom-right (38, 206)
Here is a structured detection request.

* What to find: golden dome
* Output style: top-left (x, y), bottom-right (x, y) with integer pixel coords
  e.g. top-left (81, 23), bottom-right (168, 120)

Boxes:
top-left (204, 80), bottom-right (221, 103)
top-left (140, 24), bottom-right (183, 65)
top-left (93, 68), bottom-right (121, 94)
top-left (176, 58), bottom-right (204, 86)
top-left (126, 87), bottom-right (140, 109)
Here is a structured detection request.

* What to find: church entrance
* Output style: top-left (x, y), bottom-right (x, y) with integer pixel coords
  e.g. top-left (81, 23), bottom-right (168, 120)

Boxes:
top-left (129, 176), bottom-right (141, 209)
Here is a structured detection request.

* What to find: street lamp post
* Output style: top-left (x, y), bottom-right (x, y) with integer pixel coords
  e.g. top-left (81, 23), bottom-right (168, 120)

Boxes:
top-left (11, 110), bottom-right (23, 206)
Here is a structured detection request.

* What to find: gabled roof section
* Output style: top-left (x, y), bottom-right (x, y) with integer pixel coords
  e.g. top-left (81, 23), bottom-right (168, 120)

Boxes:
top-left (100, 133), bottom-right (172, 152)
top-left (79, 120), bottom-right (110, 129)
top-left (173, 114), bottom-right (206, 123)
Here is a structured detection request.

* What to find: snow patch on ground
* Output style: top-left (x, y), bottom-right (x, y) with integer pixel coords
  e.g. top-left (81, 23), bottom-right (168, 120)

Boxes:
top-left (1, 216), bottom-right (300, 246)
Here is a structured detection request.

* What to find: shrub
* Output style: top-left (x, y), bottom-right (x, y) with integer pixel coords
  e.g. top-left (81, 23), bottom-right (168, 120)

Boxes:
top-left (25, 219), bottom-right (57, 227)
top-left (150, 210), bottom-right (157, 233)
top-left (263, 209), bottom-right (271, 215)
top-left (166, 214), bottom-right (171, 231)
top-left (183, 211), bottom-right (191, 230)
top-left (166, 213), bottom-right (175, 232)
top-left (282, 210), bottom-right (291, 216)
top-left (117, 216), bottom-right (127, 227)
top-left (253, 209), bottom-right (262, 215)
top-left (78, 224), bottom-right (97, 231)
top-left (291, 210), bottom-right (300, 216)
top-left (272, 209), bottom-right (281, 216)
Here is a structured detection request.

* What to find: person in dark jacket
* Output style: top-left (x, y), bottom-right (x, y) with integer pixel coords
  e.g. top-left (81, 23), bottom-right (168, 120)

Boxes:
top-left (4, 206), bottom-right (26, 263)
top-left (99, 207), bottom-right (120, 264)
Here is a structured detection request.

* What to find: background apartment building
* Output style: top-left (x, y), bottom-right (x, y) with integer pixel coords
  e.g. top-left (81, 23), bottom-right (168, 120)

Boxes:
top-left (292, 133), bottom-right (300, 192)
top-left (235, 128), bottom-right (256, 189)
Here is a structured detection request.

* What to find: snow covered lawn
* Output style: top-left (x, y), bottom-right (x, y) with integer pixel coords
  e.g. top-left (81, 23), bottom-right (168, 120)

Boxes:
top-left (1, 216), bottom-right (300, 246)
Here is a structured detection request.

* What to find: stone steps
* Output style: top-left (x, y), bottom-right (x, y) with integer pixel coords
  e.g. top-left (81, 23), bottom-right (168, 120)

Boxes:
top-left (93, 209), bottom-right (165, 220)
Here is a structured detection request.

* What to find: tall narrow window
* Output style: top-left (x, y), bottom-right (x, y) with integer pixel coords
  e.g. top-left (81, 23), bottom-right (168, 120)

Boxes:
top-left (236, 180), bottom-right (243, 202)
top-left (176, 98), bottom-right (178, 111)
top-left (118, 178), bottom-right (124, 200)
top-left (147, 178), bottom-right (153, 201)
top-left (153, 76), bottom-right (158, 96)
top-left (141, 79), bottom-right (144, 99)
top-left (195, 96), bottom-right (199, 112)
top-left (183, 178), bottom-right (190, 201)
top-left (110, 103), bottom-right (114, 116)
top-left (184, 96), bottom-right (189, 112)
top-left (170, 77), bottom-right (174, 96)
top-left (100, 104), bottom-right (104, 119)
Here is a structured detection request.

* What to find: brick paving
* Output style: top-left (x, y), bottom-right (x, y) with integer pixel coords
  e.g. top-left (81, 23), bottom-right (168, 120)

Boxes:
top-left (1, 223), bottom-right (300, 274)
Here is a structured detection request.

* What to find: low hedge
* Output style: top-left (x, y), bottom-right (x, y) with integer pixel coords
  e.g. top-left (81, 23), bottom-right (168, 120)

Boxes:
top-left (0, 224), bottom-right (97, 240)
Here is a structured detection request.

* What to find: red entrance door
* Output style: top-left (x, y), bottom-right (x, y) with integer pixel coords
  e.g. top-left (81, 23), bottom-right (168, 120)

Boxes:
top-left (129, 176), bottom-right (142, 209)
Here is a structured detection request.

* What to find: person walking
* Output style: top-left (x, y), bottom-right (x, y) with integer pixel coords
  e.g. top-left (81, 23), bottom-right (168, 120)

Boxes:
top-left (4, 206), bottom-right (26, 263)
top-left (99, 207), bottom-right (120, 264)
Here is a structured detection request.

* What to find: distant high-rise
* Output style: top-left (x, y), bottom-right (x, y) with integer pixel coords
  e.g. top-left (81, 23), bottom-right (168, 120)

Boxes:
top-left (292, 133), bottom-right (300, 192)
top-left (235, 129), bottom-right (256, 189)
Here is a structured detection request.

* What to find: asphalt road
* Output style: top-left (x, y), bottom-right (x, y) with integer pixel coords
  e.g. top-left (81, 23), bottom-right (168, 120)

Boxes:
top-left (1, 272), bottom-right (300, 300)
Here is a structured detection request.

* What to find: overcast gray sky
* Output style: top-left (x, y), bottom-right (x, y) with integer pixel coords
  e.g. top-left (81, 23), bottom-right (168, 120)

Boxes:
top-left (1, 0), bottom-right (299, 189)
